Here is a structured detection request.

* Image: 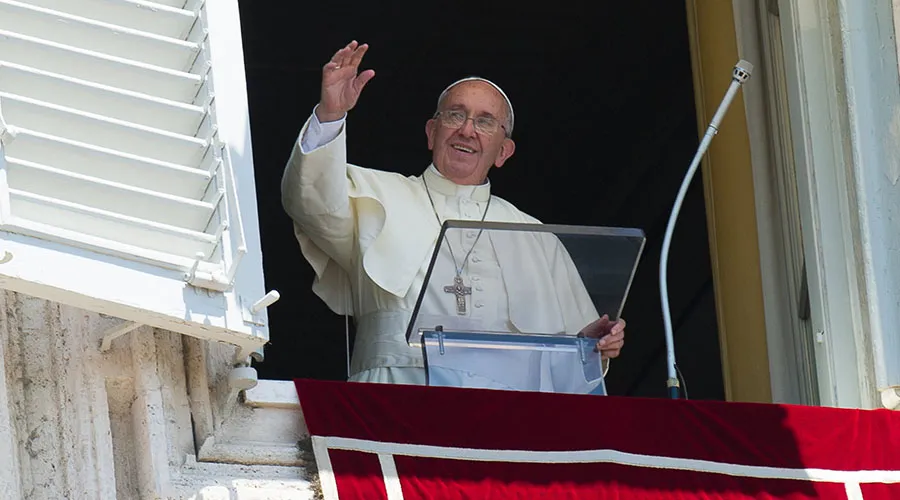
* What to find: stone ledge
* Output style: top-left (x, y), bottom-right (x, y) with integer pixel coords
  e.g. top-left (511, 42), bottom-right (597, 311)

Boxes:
top-left (244, 380), bottom-right (300, 409)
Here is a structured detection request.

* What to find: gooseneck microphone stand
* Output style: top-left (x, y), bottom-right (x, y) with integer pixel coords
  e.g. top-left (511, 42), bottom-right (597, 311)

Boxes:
top-left (659, 60), bottom-right (753, 399)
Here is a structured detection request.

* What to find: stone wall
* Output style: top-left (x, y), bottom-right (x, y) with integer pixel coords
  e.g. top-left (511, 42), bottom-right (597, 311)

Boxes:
top-left (0, 291), bottom-right (312, 499)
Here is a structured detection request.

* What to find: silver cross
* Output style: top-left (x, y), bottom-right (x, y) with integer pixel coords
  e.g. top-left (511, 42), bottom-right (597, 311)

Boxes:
top-left (443, 275), bottom-right (472, 315)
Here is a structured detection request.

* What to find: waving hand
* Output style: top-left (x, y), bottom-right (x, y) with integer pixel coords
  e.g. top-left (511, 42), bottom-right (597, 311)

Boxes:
top-left (316, 41), bottom-right (375, 123)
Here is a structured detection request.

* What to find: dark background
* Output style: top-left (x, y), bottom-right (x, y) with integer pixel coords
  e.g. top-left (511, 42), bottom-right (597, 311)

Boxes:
top-left (237, 1), bottom-right (725, 400)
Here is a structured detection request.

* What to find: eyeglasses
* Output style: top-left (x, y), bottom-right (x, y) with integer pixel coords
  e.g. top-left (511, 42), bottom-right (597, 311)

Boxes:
top-left (434, 110), bottom-right (507, 137)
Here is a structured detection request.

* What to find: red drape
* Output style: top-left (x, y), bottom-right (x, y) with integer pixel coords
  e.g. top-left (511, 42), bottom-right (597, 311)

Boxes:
top-left (295, 379), bottom-right (900, 499)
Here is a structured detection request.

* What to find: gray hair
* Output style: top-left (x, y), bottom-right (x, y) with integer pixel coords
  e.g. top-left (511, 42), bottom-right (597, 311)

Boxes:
top-left (434, 77), bottom-right (514, 137)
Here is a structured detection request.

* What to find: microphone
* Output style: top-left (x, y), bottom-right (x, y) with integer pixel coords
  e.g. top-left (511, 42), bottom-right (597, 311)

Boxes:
top-left (659, 60), bottom-right (753, 399)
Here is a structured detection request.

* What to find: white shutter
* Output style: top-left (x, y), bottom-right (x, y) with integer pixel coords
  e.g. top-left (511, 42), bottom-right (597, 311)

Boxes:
top-left (0, 0), bottom-right (274, 359)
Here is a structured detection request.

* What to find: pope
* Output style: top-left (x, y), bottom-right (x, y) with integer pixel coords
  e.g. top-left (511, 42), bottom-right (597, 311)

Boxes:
top-left (281, 41), bottom-right (627, 392)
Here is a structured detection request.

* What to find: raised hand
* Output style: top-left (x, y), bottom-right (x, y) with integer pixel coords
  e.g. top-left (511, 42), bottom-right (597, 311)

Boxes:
top-left (316, 41), bottom-right (376, 123)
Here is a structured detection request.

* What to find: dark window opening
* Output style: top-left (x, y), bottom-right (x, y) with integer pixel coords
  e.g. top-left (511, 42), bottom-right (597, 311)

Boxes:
top-left (239, 0), bottom-right (725, 400)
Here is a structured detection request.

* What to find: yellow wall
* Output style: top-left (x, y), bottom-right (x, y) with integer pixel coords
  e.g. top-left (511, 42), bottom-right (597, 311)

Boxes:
top-left (685, 0), bottom-right (772, 403)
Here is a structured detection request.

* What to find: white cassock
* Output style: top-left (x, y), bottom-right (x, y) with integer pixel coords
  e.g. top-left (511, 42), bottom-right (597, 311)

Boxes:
top-left (281, 107), bottom-right (608, 394)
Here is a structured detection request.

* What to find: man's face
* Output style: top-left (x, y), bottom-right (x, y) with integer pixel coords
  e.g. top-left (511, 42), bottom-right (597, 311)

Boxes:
top-left (425, 81), bottom-right (516, 185)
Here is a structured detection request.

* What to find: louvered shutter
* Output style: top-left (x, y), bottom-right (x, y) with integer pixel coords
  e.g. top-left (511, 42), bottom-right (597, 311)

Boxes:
top-left (0, 0), bottom-right (273, 359)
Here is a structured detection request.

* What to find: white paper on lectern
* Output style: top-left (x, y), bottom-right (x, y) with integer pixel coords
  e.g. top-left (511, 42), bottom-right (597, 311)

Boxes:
top-left (422, 335), bottom-right (606, 394)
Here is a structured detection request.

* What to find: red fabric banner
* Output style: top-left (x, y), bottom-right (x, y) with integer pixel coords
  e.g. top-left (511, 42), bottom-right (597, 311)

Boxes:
top-left (294, 379), bottom-right (900, 499)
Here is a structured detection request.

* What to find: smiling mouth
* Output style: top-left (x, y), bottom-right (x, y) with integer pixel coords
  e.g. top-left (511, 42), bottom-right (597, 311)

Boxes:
top-left (452, 145), bottom-right (476, 154)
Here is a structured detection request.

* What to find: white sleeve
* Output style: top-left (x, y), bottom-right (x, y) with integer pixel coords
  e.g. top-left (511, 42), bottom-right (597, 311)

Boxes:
top-left (300, 104), bottom-right (347, 153)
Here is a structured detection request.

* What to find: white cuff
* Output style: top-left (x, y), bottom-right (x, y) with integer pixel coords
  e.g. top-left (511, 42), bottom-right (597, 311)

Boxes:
top-left (299, 104), bottom-right (346, 153)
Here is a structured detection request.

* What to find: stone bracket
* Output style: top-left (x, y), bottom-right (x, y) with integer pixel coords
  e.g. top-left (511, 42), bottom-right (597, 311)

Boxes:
top-left (99, 320), bottom-right (141, 352)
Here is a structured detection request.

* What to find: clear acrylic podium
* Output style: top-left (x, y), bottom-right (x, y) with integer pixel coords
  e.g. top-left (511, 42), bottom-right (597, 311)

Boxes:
top-left (405, 221), bottom-right (645, 395)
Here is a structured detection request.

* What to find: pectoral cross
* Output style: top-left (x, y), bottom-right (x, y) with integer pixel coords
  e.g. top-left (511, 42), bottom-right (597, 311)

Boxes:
top-left (443, 275), bottom-right (472, 315)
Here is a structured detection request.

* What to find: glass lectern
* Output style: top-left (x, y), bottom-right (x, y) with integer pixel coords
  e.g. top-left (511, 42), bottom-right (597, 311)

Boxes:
top-left (405, 220), bottom-right (645, 395)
